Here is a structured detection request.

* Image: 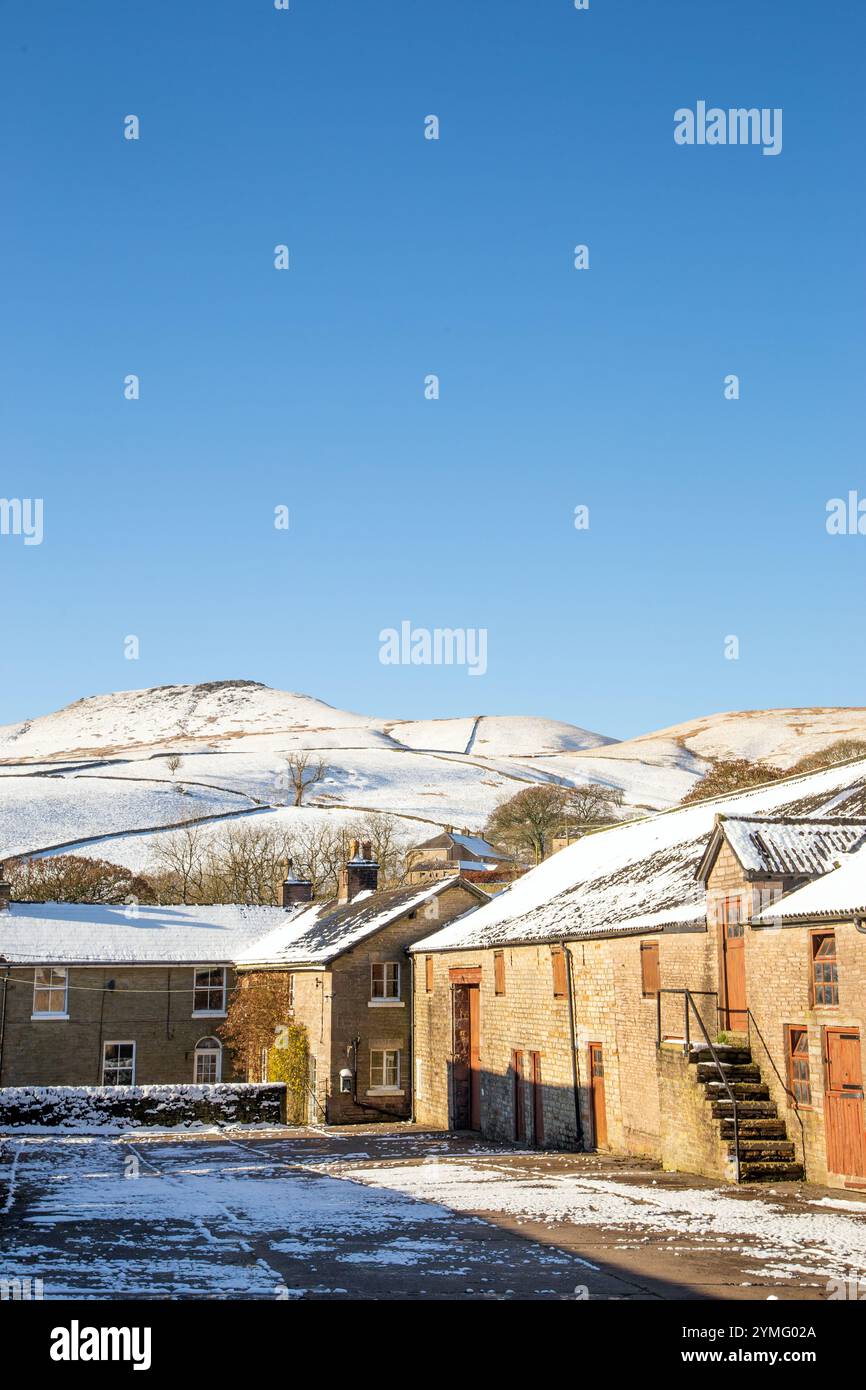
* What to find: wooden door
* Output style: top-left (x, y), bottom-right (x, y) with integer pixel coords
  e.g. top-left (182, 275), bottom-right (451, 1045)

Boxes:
top-left (530, 1051), bottom-right (544, 1147)
top-left (824, 1028), bottom-right (866, 1177)
top-left (721, 896), bottom-right (747, 1031)
top-left (512, 1049), bottom-right (525, 1142)
top-left (589, 1043), bottom-right (607, 1149)
top-left (452, 984), bottom-right (481, 1130)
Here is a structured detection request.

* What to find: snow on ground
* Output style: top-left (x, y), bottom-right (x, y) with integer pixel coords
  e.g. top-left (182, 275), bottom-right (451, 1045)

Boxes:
top-left (343, 1159), bottom-right (866, 1284)
top-left (0, 777), bottom-right (256, 858)
top-left (2, 1131), bottom-right (865, 1299)
top-left (608, 708), bottom-right (866, 771)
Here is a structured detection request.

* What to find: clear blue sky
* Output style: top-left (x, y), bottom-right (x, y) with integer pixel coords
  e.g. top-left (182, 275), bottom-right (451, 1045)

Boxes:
top-left (1, 0), bottom-right (863, 739)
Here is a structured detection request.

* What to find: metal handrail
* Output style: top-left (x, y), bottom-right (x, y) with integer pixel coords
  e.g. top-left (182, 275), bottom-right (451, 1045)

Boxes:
top-left (656, 987), bottom-right (741, 1182)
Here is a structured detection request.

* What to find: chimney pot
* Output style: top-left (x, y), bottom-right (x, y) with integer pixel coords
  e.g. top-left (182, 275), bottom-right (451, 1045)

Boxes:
top-left (281, 859), bottom-right (312, 909)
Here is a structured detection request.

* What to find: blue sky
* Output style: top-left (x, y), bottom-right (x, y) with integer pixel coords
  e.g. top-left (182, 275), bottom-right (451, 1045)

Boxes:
top-left (1, 0), bottom-right (863, 739)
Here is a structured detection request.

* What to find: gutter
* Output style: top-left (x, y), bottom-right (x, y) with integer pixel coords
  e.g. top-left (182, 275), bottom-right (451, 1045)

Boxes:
top-left (563, 946), bottom-right (584, 1151)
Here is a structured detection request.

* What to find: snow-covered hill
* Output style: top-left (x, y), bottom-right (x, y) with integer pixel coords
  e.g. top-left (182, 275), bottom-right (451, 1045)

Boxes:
top-left (0, 683), bottom-right (864, 872)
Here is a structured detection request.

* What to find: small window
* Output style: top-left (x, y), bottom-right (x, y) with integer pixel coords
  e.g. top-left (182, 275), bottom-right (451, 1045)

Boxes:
top-left (287, 973), bottom-right (295, 1010)
top-left (425, 955), bottom-right (434, 993)
top-left (640, 942), bottom-right (660, 997)
top-left (786, 1027), bottom-right (812, 1107)
top-left (551, 947), bottom-right (567, 999)
top-left (32, 966), bottom-right (68, 1017)
top-left (102, 1041), bottom-right (135, 1086)
top-left (370, 1049), bottom-right (400, 1091)
top-left (194, 1037), bottom-right (222, 1084)
top-left (371, 962), bottom-right (400, 1000)
top-left (494, 950), bottom-right (506, 996)
top-left (259, 1046), bottom-right (270, 1083)
top-left (193, 967), bottom-right (227, 1015)
top-left (811, 932), bottom-right (839, 1007)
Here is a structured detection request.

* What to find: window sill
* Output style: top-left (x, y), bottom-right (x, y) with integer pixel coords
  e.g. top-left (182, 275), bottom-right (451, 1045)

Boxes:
top-left (368, 999), bottom-right (404, 1008)
top-left (366, 1087), bottom-right (404, 1096)
top-left (192, 1010), bottom-right (227, 1018)
top-left (31, 1013), bottom-right (69, 1021)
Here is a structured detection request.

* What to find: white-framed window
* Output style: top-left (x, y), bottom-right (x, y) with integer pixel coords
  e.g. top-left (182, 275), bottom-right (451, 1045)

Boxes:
top-left (288, 973), bottom-right (295, 1009)
top-left (193, 967), bottom-right (227, 1016)
top-left (370, 1048), bottom-right (400, 1092)
top-left (370, 962), bottom-right (400, 1001)
top-left (102, 1041), bottom-right (135, 1086)
top-left (193, 1036), bottom-right (222, 1084)
top-left (32, 966), bottom-right (68, 1018)
top-left (260, 1046), bottom-right (270, 1082)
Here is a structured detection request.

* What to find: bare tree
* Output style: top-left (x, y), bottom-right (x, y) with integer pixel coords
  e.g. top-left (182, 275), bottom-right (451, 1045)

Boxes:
top-left (150, 825), bottom-right (208, 904)
top-left (282, 753), bottom-right (328, 807)
top-left (485, 782), bottom-right (624, 864)
top-left (165, 754), bottom-right (182, 776)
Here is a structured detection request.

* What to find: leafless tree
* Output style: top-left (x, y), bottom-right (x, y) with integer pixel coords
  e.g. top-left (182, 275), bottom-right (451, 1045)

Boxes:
top-left (284, 753), bottom-right (328, 807)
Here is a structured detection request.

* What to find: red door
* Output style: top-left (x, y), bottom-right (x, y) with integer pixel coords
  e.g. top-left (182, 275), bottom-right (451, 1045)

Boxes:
top-left (721, 896), bottom-right (747, 1031)
top-left (530, 1051), bottom-right (544, 1147)
top-left (451, 983), bottom-right (480, 1130)
top-left (825, 1028), bottom-right (866, 1177)
top-left (589, 1043), bottom-right (607, 1148)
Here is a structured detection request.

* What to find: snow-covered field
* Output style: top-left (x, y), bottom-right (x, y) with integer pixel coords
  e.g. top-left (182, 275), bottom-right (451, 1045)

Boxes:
top-left (0, 681), bottom-right (864, 870)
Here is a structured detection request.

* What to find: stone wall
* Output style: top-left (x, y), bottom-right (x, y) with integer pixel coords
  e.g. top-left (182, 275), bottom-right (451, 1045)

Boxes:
top-left (0, 1082), bottom-right (286, 1130)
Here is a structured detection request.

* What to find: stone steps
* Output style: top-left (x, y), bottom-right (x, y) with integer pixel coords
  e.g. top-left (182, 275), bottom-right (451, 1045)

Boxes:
top-left (694, 1043), bottom-right (802, 1184)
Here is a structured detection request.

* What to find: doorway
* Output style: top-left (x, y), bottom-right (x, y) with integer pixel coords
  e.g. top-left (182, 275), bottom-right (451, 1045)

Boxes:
top-left (721, 895), bottom-right (747, 1031)
top-left (589, 1042), bottom-right (608, 1148)
top-left (451, 973), bottom-right (481, 1130)
top-left (824, 1027), bottom-right (866, 1177)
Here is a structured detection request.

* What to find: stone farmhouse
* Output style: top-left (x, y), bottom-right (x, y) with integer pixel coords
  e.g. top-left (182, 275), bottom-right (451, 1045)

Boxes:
top-left (409, 757), bottom-right (866, 1190)
top-left (404, 828), bottom-right (517, 887)
top-left (0, 882), bottom-right (285, 1088)
top-left (235, 842), bottom-right (485, 1122)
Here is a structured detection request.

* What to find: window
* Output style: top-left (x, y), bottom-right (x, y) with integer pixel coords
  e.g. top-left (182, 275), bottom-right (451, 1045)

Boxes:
top-left (786, 1027), bottom-right (812, 1107)
top-left (194, 1037), bottom-right (222, 1084)
top-left (370, 1049), bottom-right (400, 1091)
top-left (193, 967), bottom-right (227, 1015)
top-left (551, 947), bottom-right (567, 999)
top-left (32, 966), bottom-right (68, 1017)
top-left (640, 942), bottom-right (661, 997)
top-left (425, 955), bottom-right (434, 993)
top-left (260, 1046), bottom-right (270, 1083)
top-left (102, 1042), bottom-right (135, 1086)
top-left (287, 973), bottom-right (295, 1010)
top-left (371, 962), bottom-right (400, 1000)
top-left (494, 950), bottom-right (506, 996)
top-left (811, 932), bottom-right (839, 1007)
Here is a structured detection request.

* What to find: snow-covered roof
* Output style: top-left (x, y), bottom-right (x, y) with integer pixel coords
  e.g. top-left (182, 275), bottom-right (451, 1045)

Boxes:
top-left (0, 902), bottom-right (287, 965)
top-left (236, 876), bottom-right (481, 968)
top-left (754, 845), bottom-right (866, 923)
top-left (699, 817), bottom-right (866, 880)
top-left (410, 759), bottom-right (866, 954)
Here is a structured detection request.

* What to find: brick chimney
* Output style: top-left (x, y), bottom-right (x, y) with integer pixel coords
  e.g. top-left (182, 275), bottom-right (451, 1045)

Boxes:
top-left (0, 863), bottom-right (10, 912)
top-left (338, 839), bottom-right (378, 904)
top-left (281, 859), bottom-right (313, 909)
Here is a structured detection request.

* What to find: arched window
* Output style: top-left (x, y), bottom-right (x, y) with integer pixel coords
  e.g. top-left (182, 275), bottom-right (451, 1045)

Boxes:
top-left (193, 1036), bottom-right (222, 1084)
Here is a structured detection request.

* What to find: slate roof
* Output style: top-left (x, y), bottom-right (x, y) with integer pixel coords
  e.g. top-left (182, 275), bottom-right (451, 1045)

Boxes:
top-left (0, 902), bottom-right (286, 965)
top-left (754, 844), bottom-right (866, 923)
top-left (236, 876), bottom-right (483, 968)
top-left (410, 759), bottom-right (866, 954)
top-left (698, 816), bottom-right (866, 881)
top-left (410, 831), bottom-right (511, 862)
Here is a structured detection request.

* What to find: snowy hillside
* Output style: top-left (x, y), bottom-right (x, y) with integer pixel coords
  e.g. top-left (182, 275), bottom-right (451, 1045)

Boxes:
top-left (0, 683), bottom-right (864, 872)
